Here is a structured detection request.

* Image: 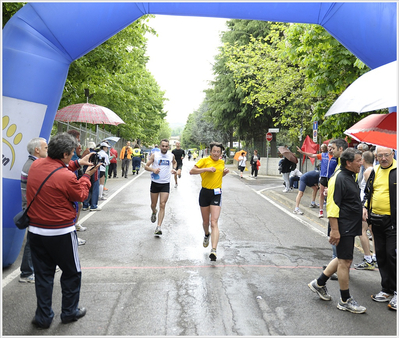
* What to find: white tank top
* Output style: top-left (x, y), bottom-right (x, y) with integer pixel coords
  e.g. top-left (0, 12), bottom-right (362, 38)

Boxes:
top-left (151, 151), bottom-right (173, 184)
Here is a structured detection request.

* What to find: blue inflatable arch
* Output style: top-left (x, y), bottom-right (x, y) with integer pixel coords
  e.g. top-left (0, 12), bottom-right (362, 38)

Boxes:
top-left (2, 2), bottom-right (397, 266)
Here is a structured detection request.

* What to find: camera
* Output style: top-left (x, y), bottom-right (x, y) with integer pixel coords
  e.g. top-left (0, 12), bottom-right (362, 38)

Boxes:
top-left (89, 152), bottom-right (105, 166)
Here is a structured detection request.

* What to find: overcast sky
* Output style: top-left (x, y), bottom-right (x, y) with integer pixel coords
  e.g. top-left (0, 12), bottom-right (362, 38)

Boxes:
top-left (145, 15), bottom-right (228, 126)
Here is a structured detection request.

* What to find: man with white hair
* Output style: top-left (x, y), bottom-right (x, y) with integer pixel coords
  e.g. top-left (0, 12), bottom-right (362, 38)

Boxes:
top-left (19, 137), bottom-right (48, 283)
top-left (363, 146), bottom-right (397, 311)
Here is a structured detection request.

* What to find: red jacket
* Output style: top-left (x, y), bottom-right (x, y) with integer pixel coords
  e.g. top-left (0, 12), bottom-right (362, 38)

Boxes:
top-left (26, 157), bottom-right (91, 230)
top-left (109, 147), bottom-right (118, 164)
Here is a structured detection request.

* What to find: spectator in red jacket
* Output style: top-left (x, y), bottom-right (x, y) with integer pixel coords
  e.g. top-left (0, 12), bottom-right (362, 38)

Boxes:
top-left (27, 133), bottom-right (100, 329)
top-left (108, 146), bottom-right (118, 178)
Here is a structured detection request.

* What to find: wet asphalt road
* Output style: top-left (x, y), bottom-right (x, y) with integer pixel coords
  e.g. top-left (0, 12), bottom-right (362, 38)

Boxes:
top-left (2, 159), bottom-right (397, 336)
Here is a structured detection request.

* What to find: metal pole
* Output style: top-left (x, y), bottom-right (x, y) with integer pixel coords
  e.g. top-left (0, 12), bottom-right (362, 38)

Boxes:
top-left (266, 140), bottom-right (269, 176)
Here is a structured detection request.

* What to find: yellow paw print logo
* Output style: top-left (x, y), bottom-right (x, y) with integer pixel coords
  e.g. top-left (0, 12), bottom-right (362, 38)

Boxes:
top-left (2, 115), bottom-right (23, 170)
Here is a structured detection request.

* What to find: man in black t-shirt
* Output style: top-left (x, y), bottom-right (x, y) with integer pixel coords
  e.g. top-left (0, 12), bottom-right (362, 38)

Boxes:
top-left (171, 141), bottom-right (185, 188)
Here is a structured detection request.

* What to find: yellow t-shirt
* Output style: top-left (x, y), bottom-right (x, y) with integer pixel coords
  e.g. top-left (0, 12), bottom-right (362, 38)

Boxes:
top-left (370, 159), bottom-right (397, 215)
top-left (195, 156), bottom-right (225, 189)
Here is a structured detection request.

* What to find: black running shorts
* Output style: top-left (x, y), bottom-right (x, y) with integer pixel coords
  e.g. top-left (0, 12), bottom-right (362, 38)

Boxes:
top-left (150, 181), bottom-right (170, 194)
top-left (336, 236), bottom-right (355, 260)
top-left (199, 187), bottom-right (222, 207)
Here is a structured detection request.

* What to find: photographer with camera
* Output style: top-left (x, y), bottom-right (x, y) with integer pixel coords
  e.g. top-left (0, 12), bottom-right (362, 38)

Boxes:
top-left (26, 132), bottom-right (101, 329)
top-left (98, 142), bottom-right (110, 200)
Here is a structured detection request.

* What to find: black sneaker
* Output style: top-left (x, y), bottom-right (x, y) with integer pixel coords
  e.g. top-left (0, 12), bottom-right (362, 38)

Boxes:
top-left (154, 226), bottom-right (162, 236)
top-left (209, 249), bottom-right (217, 261)
top-left (203, 234), bottom-right (210, 248)
top-left (61, 307), bottom-right (87, 324)
top-left (354, 259), bottom-right (375, 270)
top-left (31, 317), bottom-right (51, 329)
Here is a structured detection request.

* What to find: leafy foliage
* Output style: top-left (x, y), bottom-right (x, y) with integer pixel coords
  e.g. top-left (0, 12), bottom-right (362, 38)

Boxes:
top-left (221, 22), bottom-right (378, 143)
top-left (59, 16), bottom-right (167, 145)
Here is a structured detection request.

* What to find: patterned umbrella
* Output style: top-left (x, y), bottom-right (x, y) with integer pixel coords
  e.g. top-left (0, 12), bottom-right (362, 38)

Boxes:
top-left (344, 112), bottom-right (396, 149)
top-left (55, 103), bottom-right (125, 126)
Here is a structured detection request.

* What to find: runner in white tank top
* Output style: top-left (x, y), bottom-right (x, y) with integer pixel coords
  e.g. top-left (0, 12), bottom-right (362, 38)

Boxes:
top-left (144, 139), bottom-right (177, 236)
top-left (151, 151), bottom-right (174, 184)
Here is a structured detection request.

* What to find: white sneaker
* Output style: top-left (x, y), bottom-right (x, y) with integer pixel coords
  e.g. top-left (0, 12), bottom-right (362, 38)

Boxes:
top-left (90, 207), bottom-right (102, 211)
top-left (78, 238), bottom-right (86, 246)
top-left (293, 208), bottom-right (304, 215)
top-left (283, 188), bottom-right (289, 193)
top-left (371, 291), bottom-right (393, 302)
top-left (75, 223), bottom-right (87, 232)
top-left (99, 196), bottom-right (107, 200)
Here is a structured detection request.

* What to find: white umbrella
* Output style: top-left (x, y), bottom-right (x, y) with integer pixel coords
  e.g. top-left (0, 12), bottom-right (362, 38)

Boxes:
top-left (325, 60), bottom-right (398, 116)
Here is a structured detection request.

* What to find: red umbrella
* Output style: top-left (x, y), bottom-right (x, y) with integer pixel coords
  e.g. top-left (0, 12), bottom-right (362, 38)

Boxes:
top-left (344, 112), bottom-right (396, 149)
top-left (55, 103), bottom-right (125, 126)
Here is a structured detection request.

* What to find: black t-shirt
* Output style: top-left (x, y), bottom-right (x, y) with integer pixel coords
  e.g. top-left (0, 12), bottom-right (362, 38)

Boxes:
top-left (172, 149), bottom-right (185, 165)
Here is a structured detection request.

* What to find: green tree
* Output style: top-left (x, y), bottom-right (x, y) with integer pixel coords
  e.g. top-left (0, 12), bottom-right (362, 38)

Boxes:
top-left (223, 22), bottom-right (377, 142)
top-left (59, 16), bottom-right (166, 144)
top-left (206, 20), bottom-right (276, 155)
top-left (158, 120), bottom-right (171, 140)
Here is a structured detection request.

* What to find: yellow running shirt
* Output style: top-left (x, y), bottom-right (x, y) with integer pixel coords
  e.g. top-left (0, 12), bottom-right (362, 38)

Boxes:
top-left (195, 156), bottom-right (225, 189)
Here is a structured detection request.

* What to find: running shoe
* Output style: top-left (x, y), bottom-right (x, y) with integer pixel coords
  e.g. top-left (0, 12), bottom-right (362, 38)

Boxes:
top-left (388, 292), bottom-right (397, 310)
top-left (78, 238), bottom-right (86, 246)
top-left (154, 226), bottom-right (162, 236)
top-left (82, 207), bottom-right (89, 211)
top-left (319, 210), bottom-right (324, 218)
top-left (337, 297), bottom-right (366, 314)
top-left (99, 196), bottom-right (107, 200)
top-left (308, 279), bottom-right (331, 301)
top-left (282, 188), bottom-right (289, 192)
top-left (89, 207), bottom-right (102, 211)
top-left (209, 249), bottom-right (217, 261)
top-left (151, 210), bottom-right (157, 223)
top-left (19, 274), bottom-right (35, 283)
top-left (203, 234), bottom-right (210, 248)
top-left (293, 208), bottom-right (304, 215)
top-left (354, 259), bottom-right (375, 270)
top-left (309, 203), bottom-right (318, 208)
top-left (75, 223), bottom-right (87, 232)
top-left (371, 291), bottom-right (393, 302)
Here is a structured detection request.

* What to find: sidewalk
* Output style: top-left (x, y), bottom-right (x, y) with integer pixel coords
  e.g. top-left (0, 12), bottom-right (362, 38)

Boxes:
top-left (225, 162), bottom-right (372, 255)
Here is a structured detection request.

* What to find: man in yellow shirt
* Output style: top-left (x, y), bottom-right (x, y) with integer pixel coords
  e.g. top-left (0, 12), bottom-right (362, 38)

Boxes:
top-left (190, 142), bottom-right (229, 261)
top-left (363, 146), bottom-right (397, 311)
